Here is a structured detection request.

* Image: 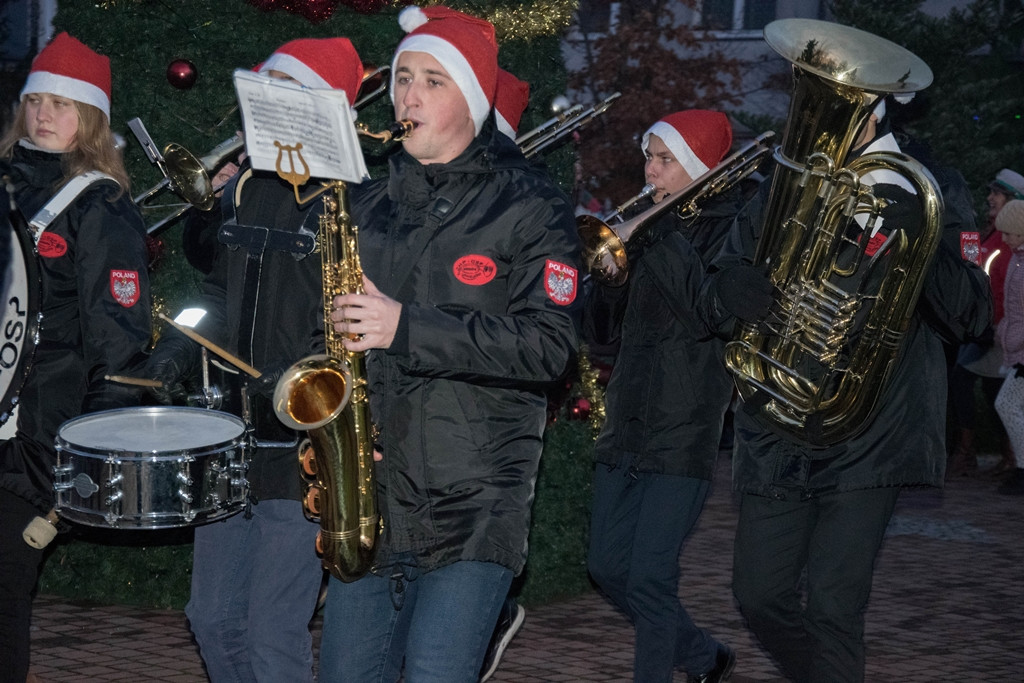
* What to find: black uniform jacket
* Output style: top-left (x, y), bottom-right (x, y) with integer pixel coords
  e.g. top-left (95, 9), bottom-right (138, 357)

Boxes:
top-left (0, 142), bottom-right (152, 512)
top-left (584, 189), bottom-right (743, 479)
top-left (350, 119), bottom-right (582, 575)
top-left (188, 166), bottom-right (323, 502)
top-left (701, 166), bottom-right (992, 499)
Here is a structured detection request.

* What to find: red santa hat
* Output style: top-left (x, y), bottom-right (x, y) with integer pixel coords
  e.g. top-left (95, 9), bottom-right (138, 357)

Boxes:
top-left (258, 37), bottom-right (364, 105)
top-left (20, 32), bottom-right (111, 119)
top-left (641, 110), bottom-right (733, 179)
top-left (392, 5), bottom-right (498, 135)
top-left (495, 69), bottom-right (530, 139)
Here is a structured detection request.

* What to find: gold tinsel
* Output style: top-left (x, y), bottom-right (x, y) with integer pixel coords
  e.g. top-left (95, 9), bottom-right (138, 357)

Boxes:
top-left (150, 295), bottom-right (171, 347)
top-left (417, 0), bottom-right (578, 41)
top-left (487, 0), bottom-right (578, 41)
top-left (98, 1), bottom-right (576, 39)
top-left (576, 345), bottom-right (606, 436)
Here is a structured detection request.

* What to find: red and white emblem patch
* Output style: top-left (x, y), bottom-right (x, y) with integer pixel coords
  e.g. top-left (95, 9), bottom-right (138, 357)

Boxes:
top-left (453, 254), bottom-right (497, 285)
top-left (960, 231), bottom-right (981, 265)
top-left (110, 270), bottom-right (140, 308)
top-left (544, 260), bottom-right (577, 305)
top-left (37, 233), bottom-right (68, 258)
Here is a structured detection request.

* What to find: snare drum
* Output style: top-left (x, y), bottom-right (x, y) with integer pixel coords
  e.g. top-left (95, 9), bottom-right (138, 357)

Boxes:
top-left (53, 406), bottom-right (249, 528)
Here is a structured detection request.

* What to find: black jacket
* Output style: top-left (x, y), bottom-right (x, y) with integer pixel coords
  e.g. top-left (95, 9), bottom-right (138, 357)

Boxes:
top-left (584, 189), bottom-right (743, 479)
top-left (350, 119), bottom-right (582, 575)
top-left (184, 165), bottom-right (324, 502)
top-left (701, 163), bottom-right (992, 498)
top-left (0, 143), bottom-right (152, 512)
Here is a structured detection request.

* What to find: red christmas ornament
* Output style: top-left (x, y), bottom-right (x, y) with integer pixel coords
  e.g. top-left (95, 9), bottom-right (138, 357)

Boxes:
top-left (166, 59), bottom-right (198, 90)
top-left (145, 235), bottom-right (165, 268)
top-left (569, 397), bottom-right (591, 421)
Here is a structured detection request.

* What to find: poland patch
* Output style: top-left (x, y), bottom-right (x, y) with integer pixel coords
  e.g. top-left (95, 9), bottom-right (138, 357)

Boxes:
top-left (545, 260), bottom-right (577, 305)
top-left (110, 270), bottom-right (140, 307)
top-left (960, 232), bottom-right (980, 265)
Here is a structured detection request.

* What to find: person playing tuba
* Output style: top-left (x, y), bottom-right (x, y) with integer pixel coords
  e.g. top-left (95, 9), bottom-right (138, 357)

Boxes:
top-left (700, 27), bottom-right (993, 680)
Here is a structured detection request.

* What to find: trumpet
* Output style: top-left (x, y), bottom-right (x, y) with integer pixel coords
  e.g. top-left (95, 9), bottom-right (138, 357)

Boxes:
top-left (517, 92), bottom-right (621, 159)
top-left (132, 66), bottom-right (394, 235)
top-left (578, 131), bottom-right (775, 286)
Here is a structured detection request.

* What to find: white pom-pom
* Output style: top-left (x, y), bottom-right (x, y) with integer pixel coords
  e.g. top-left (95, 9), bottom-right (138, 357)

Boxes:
top-left (399, 6), bottom-right (428, 33)
top-left (893, 92), bottom-right (916, 104)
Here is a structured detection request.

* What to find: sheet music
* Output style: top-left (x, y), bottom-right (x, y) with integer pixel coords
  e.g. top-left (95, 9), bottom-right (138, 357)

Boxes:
top-left (233, 69), bottom-right (368, 183)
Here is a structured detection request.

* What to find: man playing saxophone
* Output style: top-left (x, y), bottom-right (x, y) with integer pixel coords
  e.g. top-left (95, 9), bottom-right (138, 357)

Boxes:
top-left (144, 39), bottom-right (366, 682)
top-left (701, 92), bottom-right (992, 682)
top-left (319, 6), bottom-right (581, 681)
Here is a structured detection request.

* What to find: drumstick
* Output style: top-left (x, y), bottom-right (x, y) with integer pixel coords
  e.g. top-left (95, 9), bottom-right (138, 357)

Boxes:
top-left (105, 374), bottom-right (164, 388)
top-left (158, 313), bottom-right (262, 378)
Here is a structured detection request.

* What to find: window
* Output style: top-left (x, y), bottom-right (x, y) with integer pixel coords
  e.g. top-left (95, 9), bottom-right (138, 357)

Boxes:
top-left (701, 0), bottom-right (778, 31)
top-left (578, 0), bottom-right (614, 34)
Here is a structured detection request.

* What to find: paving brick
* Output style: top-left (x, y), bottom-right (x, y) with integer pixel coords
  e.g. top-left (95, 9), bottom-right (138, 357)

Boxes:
top-left (27, 456), bottom-right (1024, 681)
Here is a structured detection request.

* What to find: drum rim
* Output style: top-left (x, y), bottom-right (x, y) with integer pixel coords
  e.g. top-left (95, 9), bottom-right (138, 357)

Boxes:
top-left (55, 406), bottom-right (247, 460)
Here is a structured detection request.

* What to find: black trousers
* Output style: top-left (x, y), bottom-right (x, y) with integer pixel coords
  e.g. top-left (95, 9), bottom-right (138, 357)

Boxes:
top-left (732, 487), bottom-right (899, 683)
top-left (0, 488), bottom-right (46, 682)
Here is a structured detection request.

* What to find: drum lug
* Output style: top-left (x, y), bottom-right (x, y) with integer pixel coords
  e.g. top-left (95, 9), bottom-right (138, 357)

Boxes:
top-left (53, 463), bottom-right (73, 490)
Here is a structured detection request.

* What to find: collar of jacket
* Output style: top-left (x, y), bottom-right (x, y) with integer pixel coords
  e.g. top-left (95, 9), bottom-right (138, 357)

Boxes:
top-left (385, 115), bottom-right (528, 209)
top-left (9, 141), bottom-right (66, 192)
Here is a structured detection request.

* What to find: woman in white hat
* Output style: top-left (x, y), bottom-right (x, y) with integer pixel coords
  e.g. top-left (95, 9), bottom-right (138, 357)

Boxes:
top-left (0, 32), bottom-right (152, 680)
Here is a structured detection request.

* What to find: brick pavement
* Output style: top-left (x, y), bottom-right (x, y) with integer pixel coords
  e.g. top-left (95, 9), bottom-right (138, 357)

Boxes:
top-left (26, 454), bottom-right (1024, 682)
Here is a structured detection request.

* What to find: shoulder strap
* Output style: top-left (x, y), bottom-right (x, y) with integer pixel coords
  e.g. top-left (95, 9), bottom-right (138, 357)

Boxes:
top-left (28, 170), bottom-right (116, 244)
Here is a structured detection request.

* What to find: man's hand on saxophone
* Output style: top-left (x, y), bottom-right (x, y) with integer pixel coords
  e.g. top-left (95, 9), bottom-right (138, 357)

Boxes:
top-left (330, 275), bottom-right (402, 352)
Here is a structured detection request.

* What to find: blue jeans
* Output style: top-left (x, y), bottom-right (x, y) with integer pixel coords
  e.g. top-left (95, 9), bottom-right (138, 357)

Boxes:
top-left (588, 465), bottom-right (718, 681)
top-left (184, 498), bottom-right (322, 683)
top-left (319, 559), bottom-right (513, 683)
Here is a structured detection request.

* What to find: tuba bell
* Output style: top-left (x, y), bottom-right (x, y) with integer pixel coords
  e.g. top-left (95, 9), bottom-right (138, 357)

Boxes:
top-left (723, 18), bottom-right (943, 447)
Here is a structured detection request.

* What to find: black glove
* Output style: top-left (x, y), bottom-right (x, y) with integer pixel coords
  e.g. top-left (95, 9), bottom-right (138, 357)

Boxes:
top-left (245, 362), bottom-right (289, 400)
top-left (715, 264), bottom-right (774, 323)
top-left (143, 332), bottom-right (200, 404)
top-left (873, 183), bottom-right (922, 235)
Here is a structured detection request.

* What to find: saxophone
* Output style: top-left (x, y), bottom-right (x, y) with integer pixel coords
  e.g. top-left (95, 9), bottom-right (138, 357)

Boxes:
top-left (272, 179), bottom-right (380, 582)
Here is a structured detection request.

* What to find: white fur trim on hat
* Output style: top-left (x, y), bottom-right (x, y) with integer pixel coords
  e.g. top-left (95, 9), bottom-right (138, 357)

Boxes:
top-left (21, 71), bottom-right (110, 118)
top-left (392, 34), bottom-right (490, 135)
top-left (642, 121), bottom-right (709, 179)
top-left (399, 6), bottom-right (429, 32)
top-left (258, 53), bottom-right (330, 90)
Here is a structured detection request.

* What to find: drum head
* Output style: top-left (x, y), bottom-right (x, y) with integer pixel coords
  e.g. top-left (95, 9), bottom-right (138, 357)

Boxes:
top-left (57, 406), bottom-right (246, 458)
top-left (0, 207), bottom-right (40, 425)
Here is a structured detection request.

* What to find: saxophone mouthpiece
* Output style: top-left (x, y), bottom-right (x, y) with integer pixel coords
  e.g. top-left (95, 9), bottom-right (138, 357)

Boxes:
top-left (390, 120), bottom-right (416, 142)
top-left (357, 120), bottom-right (416, 144)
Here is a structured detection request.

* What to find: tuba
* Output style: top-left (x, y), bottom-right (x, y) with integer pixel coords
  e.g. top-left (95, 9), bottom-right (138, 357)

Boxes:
top-left (723, 19), bottom-right (943, 447)
top-left (578, 131), bottom-right (774, 286)
top-left (271, 121), bottom-right (412, 581)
